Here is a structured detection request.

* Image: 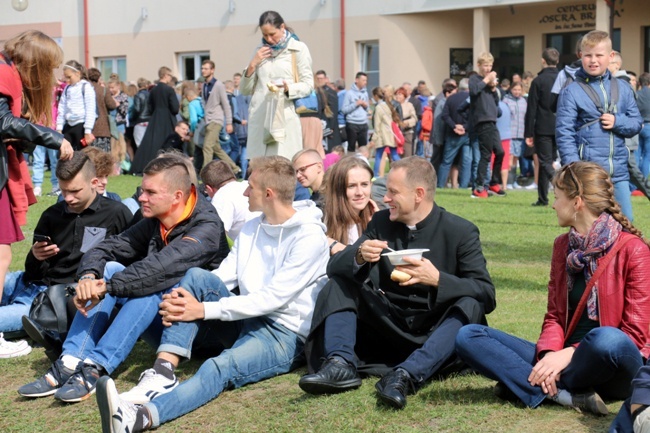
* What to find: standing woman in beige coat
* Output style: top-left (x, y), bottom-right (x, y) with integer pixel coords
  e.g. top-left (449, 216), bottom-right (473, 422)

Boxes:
top-left (241, 11), bottom-right (314, 161)
top-left (370, 87), bottom-right (400, 178)
top-left (395, 87), bottom-right (417, 157)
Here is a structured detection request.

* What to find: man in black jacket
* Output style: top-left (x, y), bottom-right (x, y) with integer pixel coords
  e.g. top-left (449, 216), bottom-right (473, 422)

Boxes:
top-left (130, 78), bottom-right (152, 148)
top-left (525, 48), bottom-right (560, 207)
top-left (19, 154), bottom-right (229, 404)
top-left (299, 157), bottom-right (495, 409)
top-left (1, 152), bottom-right (130, 353)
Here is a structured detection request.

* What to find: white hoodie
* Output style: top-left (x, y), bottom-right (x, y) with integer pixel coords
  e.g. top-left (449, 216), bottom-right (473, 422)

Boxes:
top-left (203, 201), bottom-right (329, 339)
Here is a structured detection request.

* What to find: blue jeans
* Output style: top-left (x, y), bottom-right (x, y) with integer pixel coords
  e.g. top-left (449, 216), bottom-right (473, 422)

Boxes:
top-left (0, 271), bottom-right (47, 332)
top-left (470, 138), bottom-right (480, 188)
top-left (614, 180), bottom-right (634, 222)
top-left (62, 262), bottom-right (166, 373)
top-left (437, 134), bottom-right (471, 188)
top-left (638, 124), bottom-right (650, 179)
top-left (145, 268), bottom-right (305, 428)
top-left (455, 325), bottom-right (643, 408)
top-left (374, 147), bottom-right (401, 178)
top-left (32, 145), bottom-right (59, 189)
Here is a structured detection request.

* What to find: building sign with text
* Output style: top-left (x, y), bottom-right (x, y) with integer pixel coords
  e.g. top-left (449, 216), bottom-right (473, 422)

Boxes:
top-left (538, 2), bottom-right (623, 31)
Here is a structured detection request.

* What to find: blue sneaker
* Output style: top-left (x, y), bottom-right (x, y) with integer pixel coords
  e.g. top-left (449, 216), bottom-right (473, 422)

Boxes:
top-left (18, 358), bottom-right (75, 398)
top-left (54, 362), bottom-right (103, 403)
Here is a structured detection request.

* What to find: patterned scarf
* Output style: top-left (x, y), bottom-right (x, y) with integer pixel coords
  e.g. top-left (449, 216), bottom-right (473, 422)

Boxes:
top-left (262, 30), bottom-right (299, 57)
top-left (566, 212), bottom-right (622, 320)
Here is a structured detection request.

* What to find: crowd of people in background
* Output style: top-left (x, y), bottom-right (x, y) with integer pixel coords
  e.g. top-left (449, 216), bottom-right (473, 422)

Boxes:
top-left (2, 15), bottom-right (650, 433)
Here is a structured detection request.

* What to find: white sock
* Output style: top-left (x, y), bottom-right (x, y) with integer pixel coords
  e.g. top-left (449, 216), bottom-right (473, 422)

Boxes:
top-left (61, 355), bottom-right (81, 370)
top-left (548, 388), bottom-right (573, 406)
top-left (82, 358), bottom-right (98, 368)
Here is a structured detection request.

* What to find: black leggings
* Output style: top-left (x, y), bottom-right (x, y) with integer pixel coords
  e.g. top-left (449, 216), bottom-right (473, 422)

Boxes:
top-left (62, 123), bottom-right (85, 151)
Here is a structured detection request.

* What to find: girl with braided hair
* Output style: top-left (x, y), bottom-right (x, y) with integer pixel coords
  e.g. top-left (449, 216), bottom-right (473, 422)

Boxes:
top-left (456, 161), bottom-right (650, 416)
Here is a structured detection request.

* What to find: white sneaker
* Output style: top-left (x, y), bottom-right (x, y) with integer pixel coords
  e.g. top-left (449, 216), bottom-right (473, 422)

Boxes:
top-left (97, 377), bottom-right (138, 433)
top-left (33, 186), bottom-right (42, 197)
top-left (120, 368), bottom-right (178, 404)
top-left (0, 333), bottom-right (32, 358)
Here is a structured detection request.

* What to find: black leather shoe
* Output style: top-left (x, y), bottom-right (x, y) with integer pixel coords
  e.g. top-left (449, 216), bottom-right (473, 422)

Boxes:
top-left (22, 315), bottom-right (63, 363)
top-left (299, 357), bottom-right (361, 395)
top-left (375, 369), bottom-right (415, 409)
top-left (531, 201), bottom-right (548, 207)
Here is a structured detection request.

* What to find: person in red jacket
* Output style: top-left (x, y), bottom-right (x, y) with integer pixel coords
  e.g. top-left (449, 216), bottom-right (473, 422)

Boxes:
top-left (455, 161), bottom-right (650, 416)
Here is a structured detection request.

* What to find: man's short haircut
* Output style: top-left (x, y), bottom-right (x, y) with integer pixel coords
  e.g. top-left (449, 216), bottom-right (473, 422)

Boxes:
top-left (612, 50), bottom-right (623, 66)
top-left (233, 72), bottom-right (242, 78)
top-left (581, 30), bottom-right (612, 52)
top-left (144, 154), bottom-right (193, 197)
top-left (417, 80), bottom-right (426, 86)
top-left (335, 78), bottom-right (345, 90)
top-left (542, 47), bottom-right (560, 66)
top-left (500, 78), bottom-right (511, 87)
top-left (82, 147), bottom-right (115, 178)
top-left (442, 81), bottom-right (457, 96)
top-left (355, 71), bottom-right (367, 79)
top-left (87, 67), bottom-right (102, 83)
top-left (441, 78), bottom-right (456, 89)
top-left (391, 156), bottom-right (436, 202)
top-left (137, 77), bottom-right (149, 89)
top-left (223, 80), bottom-right (234, 91)
top-left (202, 59), bottom-right (215, 70)
top-left (56, 151), bottom-right (96, 182)
top-left (200, 160), bottom-right (236, 189)
top-left (522, 71), bottom-right (534, 80)
top-left (458, 78), bottom-right (469, 90)
top-left (158, 66), bottom-right (172, 79)
top-left (292, 148), bottom-right (323, 164)
top-left (639, 72), bottom-right (650, 87)
top-left (315, 70), bottom-right (327, 77)
top-left (249, 156), bottom-right (296, 205)
top-left (176, 120), bottom-right (189, 129)
top-left (477, 52), bottom-right (494, 65)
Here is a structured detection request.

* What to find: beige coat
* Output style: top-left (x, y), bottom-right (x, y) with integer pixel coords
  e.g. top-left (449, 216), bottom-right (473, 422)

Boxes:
top-left (372, 101), bottom-right (395, 148)
top-left (400, 101), bottom-right (417, 130)
top-left (241, 38), bottom-right (313, 160)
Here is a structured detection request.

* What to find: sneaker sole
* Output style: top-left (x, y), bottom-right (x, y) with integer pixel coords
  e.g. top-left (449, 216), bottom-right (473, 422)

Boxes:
top-left (0, 344), bottom-right (31, 358)
top-left (120, 381), bottom-right (179, 405)
top-left (54, 386), bottom-right (96, 403)
top-left (298, 377), bottom-right (362, 395)
top-left (97, 377), bottom-right (117, 433)
top-left (18, 386), bottom-right (58, 398)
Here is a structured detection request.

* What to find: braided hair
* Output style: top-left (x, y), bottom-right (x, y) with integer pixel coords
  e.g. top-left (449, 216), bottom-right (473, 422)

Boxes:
top-left (552, 161), bottom-right (650, 247)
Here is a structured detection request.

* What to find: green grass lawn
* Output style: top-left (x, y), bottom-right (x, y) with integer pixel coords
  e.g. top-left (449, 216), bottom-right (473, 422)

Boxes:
top-left (2, 173), bottom-right (648, 432)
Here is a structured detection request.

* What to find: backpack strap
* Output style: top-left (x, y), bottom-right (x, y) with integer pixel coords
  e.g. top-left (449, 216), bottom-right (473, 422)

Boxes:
top-left (576, 75), bottom-right (619, 130)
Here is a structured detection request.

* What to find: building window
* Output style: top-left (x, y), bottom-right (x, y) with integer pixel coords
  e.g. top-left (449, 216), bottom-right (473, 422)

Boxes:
top-left (489, 36), bottom-right (524, 82)
top-left (359, 41), bottom-right (379, 91)
top-left (178, 52), bottom-right (210, 81)
top-left (547, 29), bottom-right (621, 70)
top-left (97, 57), bottom-right (126, 81)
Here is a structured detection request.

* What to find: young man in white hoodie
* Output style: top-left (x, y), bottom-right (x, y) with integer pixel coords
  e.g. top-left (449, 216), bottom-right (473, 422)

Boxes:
top-left (95, 156), bottom-right (329, 433)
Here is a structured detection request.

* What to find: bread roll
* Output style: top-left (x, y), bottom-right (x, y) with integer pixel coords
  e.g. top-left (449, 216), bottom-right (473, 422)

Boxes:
top-left (390, 269), bottom-right (411, 283)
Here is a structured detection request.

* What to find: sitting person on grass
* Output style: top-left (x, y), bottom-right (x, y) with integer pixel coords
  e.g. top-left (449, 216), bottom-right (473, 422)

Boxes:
top-left (199, 159), bottom-right (260, 241)
top-left (18, 154), bottom-right (229, 403)
top-left (324, 155), bottom-right (377, 256)
top-left (456, 161), bottom-right (650, 416)
top-left (1, 151), bottom-right (131, 358)
top-left (299, 156), bottom-right (495, 409)
top-left (95, 155), bottom-right (328, 433)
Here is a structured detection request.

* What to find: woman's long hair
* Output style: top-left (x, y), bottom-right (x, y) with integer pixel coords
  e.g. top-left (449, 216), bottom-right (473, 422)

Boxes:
top-left (4, 30), bottom-right (63, 126)
top-left (552, 161), bottom-right (650, 246)
top-left (324, 156), bottom-right (375, 245)
top-left (315, 78), bottom-right (333, 118)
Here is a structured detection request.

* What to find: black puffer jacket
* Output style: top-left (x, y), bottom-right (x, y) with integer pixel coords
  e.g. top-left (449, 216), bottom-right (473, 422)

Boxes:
top-left (77, 194), bottom-right (230, 298)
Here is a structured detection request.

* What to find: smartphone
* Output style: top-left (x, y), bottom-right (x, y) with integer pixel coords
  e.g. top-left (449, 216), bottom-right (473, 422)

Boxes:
top-left (33, 234), bottom-right (52, 245)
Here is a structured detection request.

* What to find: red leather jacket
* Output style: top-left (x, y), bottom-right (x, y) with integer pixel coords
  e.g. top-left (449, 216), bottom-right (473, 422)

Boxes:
top-left (536, 232), bottom-right (650, 360)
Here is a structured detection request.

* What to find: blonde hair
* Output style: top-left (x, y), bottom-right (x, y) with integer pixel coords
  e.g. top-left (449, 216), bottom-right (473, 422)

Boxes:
top-left (250, 156), bottom-right (296, 204)
top-left (158, 66), bottom-right (172, 79)
top-left (477, 52), bottom-right (494, 65)
top-left (581, 30), bottom-right (612, 52)
top-left (553, 161), bottom-right (649, 246)
top-left (4, 30), bottom-right (63, 125)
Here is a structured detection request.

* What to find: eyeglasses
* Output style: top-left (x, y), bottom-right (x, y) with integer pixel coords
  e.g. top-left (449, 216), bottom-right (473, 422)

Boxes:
top-left (295, 162), bottom-right (319, 175)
